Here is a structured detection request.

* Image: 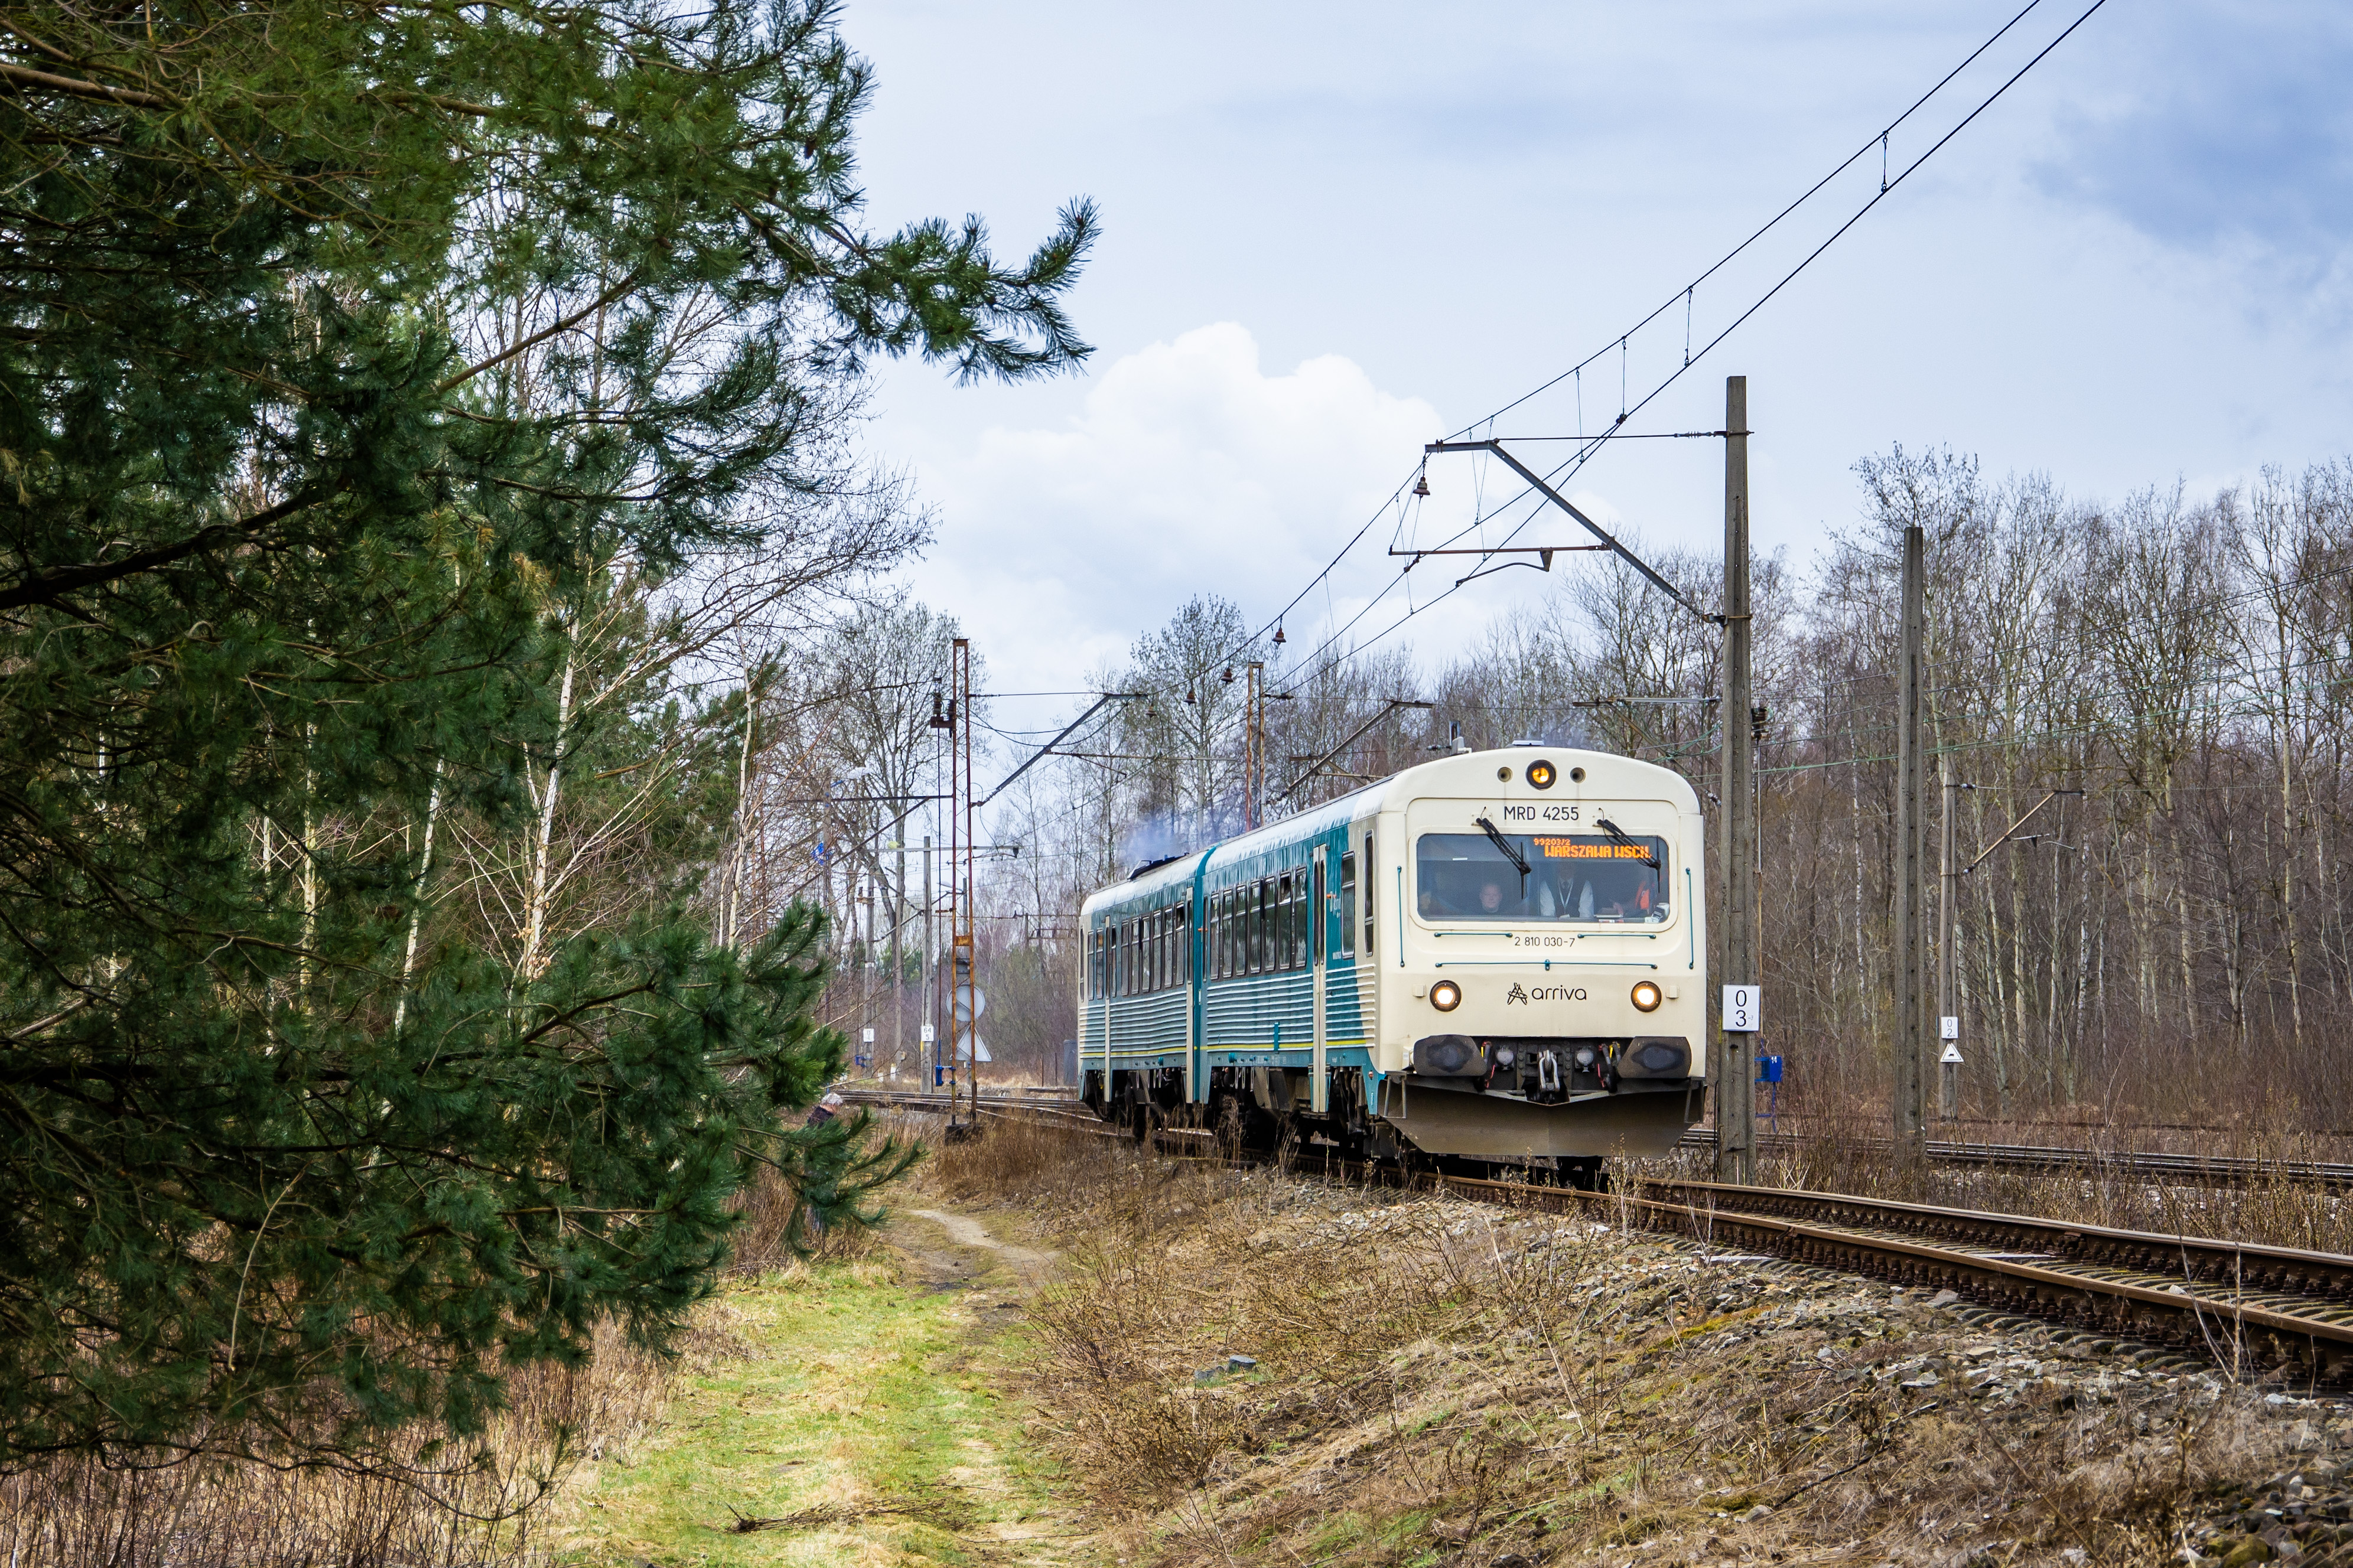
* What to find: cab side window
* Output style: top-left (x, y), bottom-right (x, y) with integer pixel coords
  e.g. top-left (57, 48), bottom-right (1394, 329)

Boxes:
top-left (1339, 852), bottom-right (1356, 957)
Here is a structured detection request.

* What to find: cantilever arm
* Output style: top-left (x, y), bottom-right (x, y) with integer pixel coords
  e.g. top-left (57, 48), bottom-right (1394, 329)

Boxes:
top-left (1272, 699), bottom-right (1434, 806)
top-left (1425, 439), bottom-right (1713, 624)
top-left (978, 692), bottom-right (1143, 806)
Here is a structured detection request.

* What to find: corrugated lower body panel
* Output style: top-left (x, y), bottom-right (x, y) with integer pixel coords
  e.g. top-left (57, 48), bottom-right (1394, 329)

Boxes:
top-left (1378, 1081), bottom-right (1698, 1158)
top-left (1203, 972), bottom-right (1313, 1048)
top-left (1322, 957), bottom-right (1368, 1041)
top-left (1105, 989), bottom-right (1189, 1060)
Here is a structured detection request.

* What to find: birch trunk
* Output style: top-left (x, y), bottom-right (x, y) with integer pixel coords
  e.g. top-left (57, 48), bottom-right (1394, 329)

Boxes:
top-left (517, 625), bottom-right (577, 983)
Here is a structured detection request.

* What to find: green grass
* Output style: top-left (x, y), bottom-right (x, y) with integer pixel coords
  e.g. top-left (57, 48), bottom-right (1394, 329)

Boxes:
top-left (552, 1253), bottom-right (1080, 1567)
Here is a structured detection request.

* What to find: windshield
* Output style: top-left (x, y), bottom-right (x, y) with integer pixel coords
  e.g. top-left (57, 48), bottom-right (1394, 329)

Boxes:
top-left (1415, 830), bottom-right (1671, 924)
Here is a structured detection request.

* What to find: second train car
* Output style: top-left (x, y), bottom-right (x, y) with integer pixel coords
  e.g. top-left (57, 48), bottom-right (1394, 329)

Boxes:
top-left (1077, 745), bottom-right (1707, 1177)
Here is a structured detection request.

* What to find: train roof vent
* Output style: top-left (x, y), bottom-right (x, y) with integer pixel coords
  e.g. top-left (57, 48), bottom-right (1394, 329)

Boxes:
top-left (1127, 853), bottom-right (1185, 880)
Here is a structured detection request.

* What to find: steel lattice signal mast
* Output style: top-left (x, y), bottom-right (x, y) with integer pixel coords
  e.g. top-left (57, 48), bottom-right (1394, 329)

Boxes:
top-left (948, 637), bottom-right (976, 1133)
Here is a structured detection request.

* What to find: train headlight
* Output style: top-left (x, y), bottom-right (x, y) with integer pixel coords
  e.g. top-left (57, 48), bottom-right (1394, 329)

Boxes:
top-left (1430, 980), bottom-right (1463, 1012)
top-left (1525, 758), bottom-right (1557, 789)
top-left (1630, 980), bottom-right (1663, 1012)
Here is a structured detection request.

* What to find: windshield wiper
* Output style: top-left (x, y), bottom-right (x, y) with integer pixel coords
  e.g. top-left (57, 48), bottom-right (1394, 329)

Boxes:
top-left (1473, 814), bottom-right (1531, 881)
top-left (1594, 816), bottom-right (1660, 869)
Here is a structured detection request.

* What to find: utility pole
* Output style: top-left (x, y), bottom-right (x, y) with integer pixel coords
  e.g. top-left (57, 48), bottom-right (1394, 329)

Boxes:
top-left (1715, 375), bottom-right (1756, 1186)
top-left (922, 833), bottom-right (935, 1085)
top-left (1893, 524), bottom-right (1929, 1170)
top-left (891, 830), bottom-right (906, 1078)
top-left (1938, 765), bottom-right (1960, 1122)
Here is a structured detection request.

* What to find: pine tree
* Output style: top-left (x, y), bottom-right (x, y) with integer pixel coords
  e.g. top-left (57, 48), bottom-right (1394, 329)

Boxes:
top-left (0, 0), bottom-right (1093, 1461)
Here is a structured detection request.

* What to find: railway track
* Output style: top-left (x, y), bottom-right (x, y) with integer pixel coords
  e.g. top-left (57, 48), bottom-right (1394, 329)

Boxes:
top-left (1427, 1171), bottom-right (2353, 1383)
top-left (1730, 1130), bottom-right (2353, 1191)
top-left (841, 1085), bottom-right (2353, 1188)
top-left (845, 1085), bottom-right (2353, 1381)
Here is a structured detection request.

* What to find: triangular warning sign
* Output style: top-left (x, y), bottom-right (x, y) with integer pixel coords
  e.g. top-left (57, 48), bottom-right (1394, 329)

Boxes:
top-left (1939, 1043), bottom-right (1964, 1065)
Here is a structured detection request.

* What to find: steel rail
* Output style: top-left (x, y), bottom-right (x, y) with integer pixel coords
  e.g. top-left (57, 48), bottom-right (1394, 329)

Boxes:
top-left (1679, 1128), bottom-right (2353, 1189)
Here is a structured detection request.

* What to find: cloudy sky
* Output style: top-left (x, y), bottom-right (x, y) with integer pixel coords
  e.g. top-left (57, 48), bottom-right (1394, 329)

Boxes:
top-left (831, 0), bottom-right (2353, 748)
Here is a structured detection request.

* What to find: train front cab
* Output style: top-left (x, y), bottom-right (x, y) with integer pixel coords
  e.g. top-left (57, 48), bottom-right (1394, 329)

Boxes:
top-left (1375, 748), bottom-right (1708, 1169)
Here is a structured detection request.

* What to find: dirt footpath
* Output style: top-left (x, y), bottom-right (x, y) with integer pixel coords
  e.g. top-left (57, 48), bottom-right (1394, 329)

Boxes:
top-left (555, 1201), bottom-right (1092, 1568)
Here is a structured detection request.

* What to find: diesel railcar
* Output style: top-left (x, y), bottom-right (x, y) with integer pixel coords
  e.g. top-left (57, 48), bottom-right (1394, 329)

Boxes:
top-left (1077, 746), bottom-right (1707, 1176)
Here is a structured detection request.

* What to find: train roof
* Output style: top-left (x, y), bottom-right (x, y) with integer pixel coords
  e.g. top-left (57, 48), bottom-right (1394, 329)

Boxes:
top-left (1080, 745), bottom-right (1696, 917)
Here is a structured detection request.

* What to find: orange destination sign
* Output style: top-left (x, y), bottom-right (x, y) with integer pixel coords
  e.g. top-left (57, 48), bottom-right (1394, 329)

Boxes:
top-left (1532, 838), bottom-right (1653, 859)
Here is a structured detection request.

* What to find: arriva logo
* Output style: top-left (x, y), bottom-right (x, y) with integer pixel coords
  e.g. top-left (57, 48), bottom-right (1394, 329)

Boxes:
top-left (1505, 982), bottom-right (1587, 1004)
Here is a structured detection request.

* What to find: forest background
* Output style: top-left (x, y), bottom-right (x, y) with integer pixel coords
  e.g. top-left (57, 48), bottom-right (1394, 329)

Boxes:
top-left (796, 448), bottom-right (2353, 1137)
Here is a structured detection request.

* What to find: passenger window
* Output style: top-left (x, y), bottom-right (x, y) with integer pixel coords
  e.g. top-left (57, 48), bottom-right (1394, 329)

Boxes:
top-left (1363, 834), bottom-right (1376, 956)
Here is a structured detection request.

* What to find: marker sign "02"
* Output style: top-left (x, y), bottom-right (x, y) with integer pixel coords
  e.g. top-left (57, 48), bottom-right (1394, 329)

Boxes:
top-left (1722, 985), bottom-right (1761, 1033)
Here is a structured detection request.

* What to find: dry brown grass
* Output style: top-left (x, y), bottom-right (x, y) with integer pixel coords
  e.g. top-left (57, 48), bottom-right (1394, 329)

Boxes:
top-left (913, 1117), bottom-right (2348, 1568)
top-left (0, 1156), bottom-right (891, 1567)
top-left (0, 1314), bottom-right (681, 1568)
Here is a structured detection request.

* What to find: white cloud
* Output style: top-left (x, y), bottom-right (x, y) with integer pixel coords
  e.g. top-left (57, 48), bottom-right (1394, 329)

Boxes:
top-left (905, 323), bottom-right (1450, 697)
